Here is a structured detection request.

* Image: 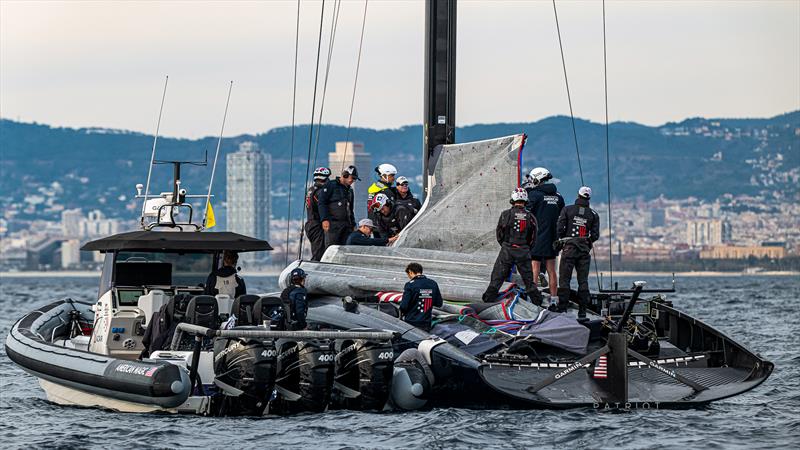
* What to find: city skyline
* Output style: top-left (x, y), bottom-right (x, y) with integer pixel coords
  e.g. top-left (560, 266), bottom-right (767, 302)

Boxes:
top-left (1, 1), bottom-right (798, 138)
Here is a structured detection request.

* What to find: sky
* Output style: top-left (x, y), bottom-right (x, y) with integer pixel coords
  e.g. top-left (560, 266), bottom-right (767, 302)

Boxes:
top-left (1, 0), bottom-right (798, 139)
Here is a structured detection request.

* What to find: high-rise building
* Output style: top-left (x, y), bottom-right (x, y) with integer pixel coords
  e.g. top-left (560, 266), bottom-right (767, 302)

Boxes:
top-left (686, 219), bottom-right (726, 247)
top-left (60, 239), bottom-right (81, 269)
top-left (328, 142), bottom-right (372, 220)
top-left (61, 209), bottom-right (82, 238)
top-left (227, 141), bottom-right (271, 265)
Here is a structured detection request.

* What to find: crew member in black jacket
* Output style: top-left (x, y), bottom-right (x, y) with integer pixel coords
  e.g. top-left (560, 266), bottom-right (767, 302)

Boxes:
top-left (204, 250), bottom-right (246, 298)
top-left (305, 166), bottom-right (331, 261)
top-left (281, 268), bottom-right (308, 330)
top-left (319, 165), bottom-right (360, 249)
top-left (482, 188), bottom-right (542, 305)
top-left (394, 176), bottom-right (422, 229)
top-left (525, 167), bottom-right (565, 298)
top-left (555, 186), bottom-right (600, 318)
top-left (400, 263), bottom-right (443, 331)
top-left (346, 218), bottom-right (398, 246)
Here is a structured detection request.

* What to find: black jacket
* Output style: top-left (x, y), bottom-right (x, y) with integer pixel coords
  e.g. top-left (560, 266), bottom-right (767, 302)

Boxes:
top-left (374, 207), bottom-right (402, 239)
top-left (394, 192), bottom-right (422, 229)
top-left (345, 230), bottom-right (389, 246)
top-left (400, 275), bottom-right (443, 330)
top-left (496, 205), bottom-right (537, 248)
top-left (526, 183), bottom-right (565, 256)
top-left (318, 178), bottom-right (356, 226)
top-left (556, 197), bottom-right (600, 254)
top-left (280, 284), bottom-right (308, 330)
top-left (204, 266), bottom-right (246, 298)
top-left (305, 180), bottom-right (326, 222)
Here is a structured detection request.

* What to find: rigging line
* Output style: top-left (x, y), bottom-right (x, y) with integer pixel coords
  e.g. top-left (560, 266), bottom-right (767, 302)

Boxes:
top-left (202, 81), bottom-right (234, 229)
top-left (299, 0), bottom-right (328, 261)
top-left (552, 0), bottom-right (600, 291)
top-left (284, 0), bottom-right (301, 267)
top-left (551, 0), bottom-right (584, 185)
top-left (140, 75), bottom-right (169, 225)
top-left (603, 0), bottom-right (614, 288)
top-left (342, 0), bottom-right (369, 171)
top-left (311, 0), bottom-right (342, 169)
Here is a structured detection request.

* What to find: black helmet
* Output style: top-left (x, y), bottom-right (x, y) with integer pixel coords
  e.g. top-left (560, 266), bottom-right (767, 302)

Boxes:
top-left (290, 268), bottom-right (307, 282)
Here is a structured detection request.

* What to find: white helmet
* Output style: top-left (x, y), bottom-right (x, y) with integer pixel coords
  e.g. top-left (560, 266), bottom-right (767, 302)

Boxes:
top-left (376, 163), bottom-right (397, 178)
top-left (372, 192), bottom-right (391, 209)
top-left (529, 167), bottom-right (551, 185)
top-left (511, 187), bottom-right (528, 203)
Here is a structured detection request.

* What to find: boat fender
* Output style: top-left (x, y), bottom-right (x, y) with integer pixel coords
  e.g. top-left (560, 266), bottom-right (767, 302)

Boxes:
top-left (417, 337), bottom-right (446, 366)
top-left (390, 349), bottom-right (433, 411)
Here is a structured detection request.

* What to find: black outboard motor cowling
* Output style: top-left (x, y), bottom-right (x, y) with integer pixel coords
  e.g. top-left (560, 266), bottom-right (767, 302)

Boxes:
top-left (212, 336), bottom-right (277, 416)
top-left (271, 339), bottom-right (334, 414)
top-left (333, 340), bottom-right (394, 410)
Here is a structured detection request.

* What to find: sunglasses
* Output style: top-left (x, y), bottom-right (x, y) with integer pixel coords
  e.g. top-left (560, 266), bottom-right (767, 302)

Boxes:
top-left (397, 182), bottom-right (409, 186)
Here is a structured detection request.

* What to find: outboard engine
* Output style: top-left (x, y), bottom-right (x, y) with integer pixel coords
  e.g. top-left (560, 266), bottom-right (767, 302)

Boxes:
top-left (390, 349), bottom-right (433, 411)
top-left (271, 339), bottom-right (334, 414)
top-left (332, 339), bottom-right (394, 410)
top-left (212, 336), bottom-right (277, 416)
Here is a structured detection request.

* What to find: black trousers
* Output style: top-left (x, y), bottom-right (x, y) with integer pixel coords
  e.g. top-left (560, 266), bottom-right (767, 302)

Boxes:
top-left (558, 249), bottom-right (591, 313)
top-left (482, 244), bottom-right (540, 303)
top-left (324, 221), bottom-right (352, 248)
top-left (304, 220), bottom-right (325, 261)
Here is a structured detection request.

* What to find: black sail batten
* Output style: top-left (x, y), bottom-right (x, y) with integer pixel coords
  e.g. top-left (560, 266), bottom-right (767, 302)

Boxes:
top-left (423, 0), bottom-right (456, 195)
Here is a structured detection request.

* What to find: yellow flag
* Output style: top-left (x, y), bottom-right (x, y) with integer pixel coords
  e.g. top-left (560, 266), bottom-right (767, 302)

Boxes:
top-left (205, 201), bottom-right (216, 229)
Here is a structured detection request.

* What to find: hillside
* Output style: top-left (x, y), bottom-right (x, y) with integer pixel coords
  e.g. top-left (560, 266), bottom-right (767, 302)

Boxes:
top-left (0, 112), bottom-right (797, 223)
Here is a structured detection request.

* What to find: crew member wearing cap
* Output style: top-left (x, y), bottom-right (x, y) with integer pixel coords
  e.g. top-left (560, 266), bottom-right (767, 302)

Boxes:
top-left (393, 176), bottom-right (422, 229)
top-left (281, 268), bottom-right (309, 330)
top-left (482, 188), bottom-right (542, 305)
top-left (400, 263), bottom-right (443, 331)
top-left (305, 167), bottom-right (331, 261)
top-left (346, 218), bottom-right (398, 246)
top-left (319, 165), bottom-right (360, 249)
top-left (204, 250), bottom-right (246, 298)
top-left (555, 186), bottom-right (600, 318)
top-left (367, 163), bottom-right (398, 221)
top-left (525, 167), bottom-right (565, 299)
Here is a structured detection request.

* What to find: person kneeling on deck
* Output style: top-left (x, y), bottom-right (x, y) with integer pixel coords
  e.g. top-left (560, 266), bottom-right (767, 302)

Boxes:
top-left (482, 188), bottom-right (542, 305)
top-left (204, 250), bottom-right (246, 298)
top-left (346, 218), bottom-right (398, 246)
top-left (281, 268), bottom-right (308, 330)
top-left (555, 186), bottom-right (599, 319)
top-left (400, 263), bottom-right (443, 331)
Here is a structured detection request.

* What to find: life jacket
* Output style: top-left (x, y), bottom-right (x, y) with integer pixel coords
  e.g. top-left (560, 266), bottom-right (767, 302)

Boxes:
top-left (215, 274), bottom-right (239, 299)
top-left (305, 182), bottom-right (325, 222)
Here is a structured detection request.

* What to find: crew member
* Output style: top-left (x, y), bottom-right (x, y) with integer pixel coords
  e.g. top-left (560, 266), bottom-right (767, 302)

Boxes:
top-left (305, 166), bottom-right (331, 261)
top-left (525, 167), bottom-right (565, 299)
top-left (371, 193), bottom-right (402, 239)
top-left (400, 263), bottom-right (443, 331)
top-left (482, 188), bottom-right (542, 305)
top-left (393, 176), bottom-right (422, 229)
top-left (367, 163), bottom-right (397, 220)
top-left (204, 250), bottom-right (246, 298)
top-left (346, 218), bottom-right (398, 246)
top-left (281, 268), bottom-right (308, 330)
top-left (319, 165), bottom-right (359, 248)
top-left (555, 186), bottom-right (600, 318)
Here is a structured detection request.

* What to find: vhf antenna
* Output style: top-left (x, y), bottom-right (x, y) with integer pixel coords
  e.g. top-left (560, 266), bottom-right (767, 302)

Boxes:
top-left (202, 80), bottom-right (234, 229)
top-left (140, 75), bottom-right (169, 225)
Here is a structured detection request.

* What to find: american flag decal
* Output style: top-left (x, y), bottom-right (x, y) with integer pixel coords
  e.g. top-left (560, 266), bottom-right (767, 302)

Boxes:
top-left (593, 354), bottom-right (608, 379)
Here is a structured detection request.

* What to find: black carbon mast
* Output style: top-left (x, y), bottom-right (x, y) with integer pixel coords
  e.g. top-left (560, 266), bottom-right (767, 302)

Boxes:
top-left (423, 0), bottom-right (456, 195)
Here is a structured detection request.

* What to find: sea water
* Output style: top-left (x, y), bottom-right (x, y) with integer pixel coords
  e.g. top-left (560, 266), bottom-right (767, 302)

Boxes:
top-left (1, 275), bottom-right (798, 449)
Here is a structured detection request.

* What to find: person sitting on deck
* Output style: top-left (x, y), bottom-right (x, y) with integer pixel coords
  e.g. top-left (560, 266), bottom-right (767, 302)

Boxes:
top-left (204, 250), bottom-right (246, 298)
top-left (346, 219), bottom-right (398, 246)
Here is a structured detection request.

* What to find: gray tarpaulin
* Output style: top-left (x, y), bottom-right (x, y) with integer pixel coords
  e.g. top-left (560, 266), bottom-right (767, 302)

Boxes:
top-left (517, 310), bottom-right (590, 355)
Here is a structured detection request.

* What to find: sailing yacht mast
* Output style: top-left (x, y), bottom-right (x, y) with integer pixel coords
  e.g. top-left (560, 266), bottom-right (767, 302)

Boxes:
top-left (423, 0), bottom-right (457, 194)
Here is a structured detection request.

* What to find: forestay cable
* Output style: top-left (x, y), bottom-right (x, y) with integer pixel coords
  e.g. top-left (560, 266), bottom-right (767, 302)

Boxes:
top-left (299, 0), bottom-right (328, 260)
top-left (312, 0), bottom-right (343, 169)
top-left (342, 0), bottom-right (369, 171)
top-left (285, 0), bottom-right (301, 266)
top-left (602, 0), bottom-right (614, 288)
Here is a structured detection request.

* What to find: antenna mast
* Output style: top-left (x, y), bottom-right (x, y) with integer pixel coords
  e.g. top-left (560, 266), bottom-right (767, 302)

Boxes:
top-left (202, 81), bottom-right (234, 229)
top-left (140, 75), bottom-right (169, 225)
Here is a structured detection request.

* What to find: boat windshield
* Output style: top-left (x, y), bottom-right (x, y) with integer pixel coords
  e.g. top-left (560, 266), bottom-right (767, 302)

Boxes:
top-left (115, 251), bottom-right (214, 287)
